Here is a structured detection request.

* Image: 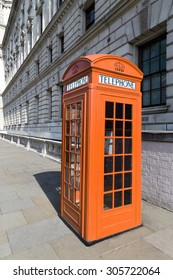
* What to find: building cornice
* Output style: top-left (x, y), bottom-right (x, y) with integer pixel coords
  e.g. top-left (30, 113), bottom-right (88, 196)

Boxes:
top-left (2, 0), bottom-right (20, 46)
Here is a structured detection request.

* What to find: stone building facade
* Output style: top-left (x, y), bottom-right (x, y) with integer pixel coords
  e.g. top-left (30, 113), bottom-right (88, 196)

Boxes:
top-left (1, 0), bottom-right (173, 211)
top-left (0, 0), bottom-right (12, 129)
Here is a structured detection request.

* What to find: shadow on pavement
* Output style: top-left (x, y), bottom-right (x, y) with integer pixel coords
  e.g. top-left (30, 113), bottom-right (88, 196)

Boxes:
top-left (34, 171), bottom-right (61, 213)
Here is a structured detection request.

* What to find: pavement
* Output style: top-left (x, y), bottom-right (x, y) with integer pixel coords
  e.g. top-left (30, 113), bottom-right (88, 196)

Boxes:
top-left (0, 139), bottom-right (173, 260)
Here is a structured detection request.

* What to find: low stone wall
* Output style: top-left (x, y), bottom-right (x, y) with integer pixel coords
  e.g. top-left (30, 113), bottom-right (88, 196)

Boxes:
top-left (1, 131), bottom-right (173, 212)
top-left (0, 132), bottom-right (61, 162)
top-left (142, 132), bottom-right (173, 212)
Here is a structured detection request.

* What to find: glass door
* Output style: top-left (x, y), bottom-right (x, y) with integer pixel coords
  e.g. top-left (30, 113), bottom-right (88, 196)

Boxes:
top-left (103, 101), bottom-right (133, 210)
top-left (62, 99), bottom-right (84, 233)
top-left (97, 95), bottom-right (140, 239)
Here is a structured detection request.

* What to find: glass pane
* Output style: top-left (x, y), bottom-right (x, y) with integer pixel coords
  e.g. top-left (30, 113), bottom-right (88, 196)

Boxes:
top-left (65, 167), bottom-right (69, 182)
top-left (151, 74), bottom-right (160, 89)
top-left (143, 77), bottom-right (150, 91)
top-left (70, 187), bottom-right (74, 202)
top-left (150, 57), bottom-right (159, 74)
top-left (66, 105), bottom-right (70, 119)
top-left (143, 91), bottom-right (150, 107)
top-left (70, 153), bottom-right (75, 168)
top-left (124, 190), bottom-right (132, 205)
top-left (143, 61), bottom-right (149, 75)
top-left (161, 87), bottom-right (166, 104)
top-left (150, 41), bottom-right (159, 58)
top-left (105, 120), bottom-right (113, 136)
top-left (76, 137), bottom-right (81, 154)
top-left (104, 175), bottom-right (113, 192)
top-left (71, 121), bottom-right (75, 135)
top-left (104, 194), bottom-right (112, 210)
top-left (125, 104), bottom-right (132, 120)
top-left (116, 103), bottom-right (123, 119)
top-left (66, 136), bottom-right (70, 151)
top-left (71, 104), bottom-right (76, 119)
top-left (114, 156), bottom-right (123, 172)
top-left (143, 46), bottom-right (149, 61)
top-left (105, 138), bottom-right (113, 154)
top-left (124, 156), bottom-right (132, 171)
top-left (65, 152), bottom-right (69, 165)
top-left (106, 102), bottom-right (114, 118)
top-left (124, 172), bottom-right (132, 188)
top-left (104, 157), bottom-right (113, 173)
top-left (76, 172), bottom-right (80, 189)
top-left (71, 137), bottom-right (75, 145)
top-left (76, 120), bottom-right (81, 135)
top-left (70, 169), bottom-right (74, 185)
top-left (71, 144), bottom-right (75, 154)
top-left (65, 184), bottom-right (68, 198)
top-left (151, 89), bottom-right (160, 105)
top-left (125, 138), bottom-right (132, 154)
top-left (115, 121), bottom-right (123, 136)
top-left (125, 122), bottom-right (132, 137)
top-left (77, 103), bottom-right (81, 118)
top-left (160, 54), bottom-right (166, 71)
top-left (160, 38), bottom-right (166, 54)
top-left (114, 173), bottom-right (122, 189)
top-left (115, 138), bottom-right (123, 154)
top-left (76, 154), bottom-right (80, 171)
top-left (161, 72), bottom-right (166, 87)
top-left (66, 121), bottom-right (70, 134)
top-left (114, 192), bottom-right (122, 208)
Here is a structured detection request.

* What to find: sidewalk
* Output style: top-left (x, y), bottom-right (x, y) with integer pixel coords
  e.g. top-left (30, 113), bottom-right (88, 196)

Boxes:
top-left (0, 139), bottom-right (173, 260)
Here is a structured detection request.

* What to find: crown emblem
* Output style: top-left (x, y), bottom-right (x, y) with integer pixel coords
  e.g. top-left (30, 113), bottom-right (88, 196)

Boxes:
top-left (72, 64), bottom-right (79, 74)
top-left (114, 62), bottom-right (125, 72)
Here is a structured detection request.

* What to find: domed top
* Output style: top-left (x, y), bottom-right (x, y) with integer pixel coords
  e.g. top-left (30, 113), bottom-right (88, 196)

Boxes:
top-left (62, 54), bottom-right (143, 82)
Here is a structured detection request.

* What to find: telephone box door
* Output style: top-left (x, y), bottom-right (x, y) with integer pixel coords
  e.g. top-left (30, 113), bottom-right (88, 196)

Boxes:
top-left (97, 94), bottom-right (141, 238)
top-left (61, 95), bottom-right (85, 235)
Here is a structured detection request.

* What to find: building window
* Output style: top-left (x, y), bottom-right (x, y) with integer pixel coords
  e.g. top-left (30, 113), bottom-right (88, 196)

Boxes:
top-left (48, 45), bottom-right (53, 63)
top-left (19, 104), bottom-right (22, 124)
top-left (47, 89), bottom-right (53, 120)
top-left (36, 59), bottom-right (40, 74)
top-left (139, 36), bottom-right (166, 107)
top-left (60, 34), bottom-right (64, 53)
top-left (35, 95), bottom-right (39, 123)
top-left (40, 10), bottom-right (43, 34)
top-left (25, 101), bottom-right (29, 124)
top-left (85, 1), bottom-right (95, 30)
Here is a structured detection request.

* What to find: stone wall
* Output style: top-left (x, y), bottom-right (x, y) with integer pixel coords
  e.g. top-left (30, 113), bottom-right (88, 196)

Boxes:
top-left (142, 132), bottom-right (173, 211)
top-left (0, 132), bottom-right (61, 161)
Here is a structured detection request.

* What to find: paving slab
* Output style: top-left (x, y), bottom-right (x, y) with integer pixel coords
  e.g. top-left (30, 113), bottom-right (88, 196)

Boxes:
top-left (22, 205), bottom-right (57, 224)
top-left (0, 198), bottom-right (35, 214)
top-left (0, 211), bottom-right (27, 232)
top-left (99, 239), bottom-right (172, 260)
top-left (0, 189), bottom-right (18, 202)
top-left (49, 226), bottom-right (154, 260)
top-left (144, 226), bottom-right (173, 258)
top-left (142, 200), bottom-right (173, 231)
top-left (0, 243), bottom-right (12, 259)
top-left (49, 233), bottom-right (107, 260)
top-left (0, 231), bottom-right (8, 246)
top-left (7, 216), bottom-right (71, 254)
top-left (3, 243), bottom-right (59, 260)
top-left (108, 225), bottom-right (154, 248)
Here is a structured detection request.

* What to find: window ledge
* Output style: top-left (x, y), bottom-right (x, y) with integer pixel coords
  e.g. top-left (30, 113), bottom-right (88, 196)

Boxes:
top-left (142, 105), bottom-right (168, 115)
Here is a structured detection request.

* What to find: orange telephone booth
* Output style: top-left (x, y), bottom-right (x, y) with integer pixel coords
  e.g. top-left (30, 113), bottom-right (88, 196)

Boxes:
top-left (61, 54), bottom-right (143, 243)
